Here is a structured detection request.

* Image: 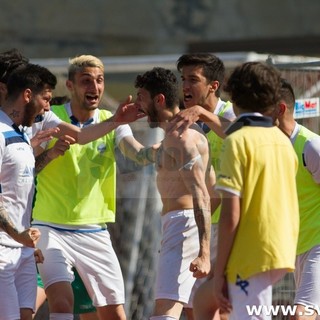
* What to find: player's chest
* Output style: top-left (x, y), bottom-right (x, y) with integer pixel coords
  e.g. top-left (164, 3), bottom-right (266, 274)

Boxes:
top-left (155, 145), bottom-right (180, 171)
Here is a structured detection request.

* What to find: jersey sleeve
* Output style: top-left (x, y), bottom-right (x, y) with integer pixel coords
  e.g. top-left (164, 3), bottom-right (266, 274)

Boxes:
top-left (115, 124), bottom-right (133, 146)
top-left (42, 110), bottom-right (63, 129)
top-left (223, 106), bottom-right (236, 121)
top-left (304, 136), bottom-right (320, 184)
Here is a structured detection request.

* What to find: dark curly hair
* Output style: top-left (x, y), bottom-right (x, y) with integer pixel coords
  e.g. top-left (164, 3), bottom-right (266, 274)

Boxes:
top-left (134, 67), bottom-right (179, 109)
top-left (0, 48), bottom-right (29, 84)
top-left (224, 61), bottom-right (281, 113)
top-left (6, 63), bottom-right (57, 99)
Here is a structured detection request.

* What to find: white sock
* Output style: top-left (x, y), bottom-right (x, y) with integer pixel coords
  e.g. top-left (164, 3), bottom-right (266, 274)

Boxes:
top-left (50, 313), bottom-right (73, 320)
top-left (150, 316), bottom-right (178, 320)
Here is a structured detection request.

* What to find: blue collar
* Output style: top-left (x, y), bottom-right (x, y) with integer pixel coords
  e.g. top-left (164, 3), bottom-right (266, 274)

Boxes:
top-left (12, 123), bottom-right (29, 144)
top-left (70, 115), bottom-right (94, 127)
top-left (225, 115), bottom-right (273, 135)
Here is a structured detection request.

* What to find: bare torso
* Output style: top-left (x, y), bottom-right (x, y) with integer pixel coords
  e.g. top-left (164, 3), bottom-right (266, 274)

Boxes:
top-left (156, 124), bottom-right (212, 214)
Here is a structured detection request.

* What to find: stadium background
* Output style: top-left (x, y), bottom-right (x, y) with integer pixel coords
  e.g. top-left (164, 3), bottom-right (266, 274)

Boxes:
top-left (1, 1), bottom-right (320, 319)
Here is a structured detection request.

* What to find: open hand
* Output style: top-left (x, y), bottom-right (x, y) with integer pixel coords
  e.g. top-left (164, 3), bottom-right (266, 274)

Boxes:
top-left (30, 127), bottom-right (60, 148)
top-left (167, 105), bottom-right (201, 134)
top-left (114, 95), bottom-right (146, 124)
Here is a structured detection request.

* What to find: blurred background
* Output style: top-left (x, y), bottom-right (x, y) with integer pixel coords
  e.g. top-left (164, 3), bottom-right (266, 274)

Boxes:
top-left (1, 0), bottom-right (320, 101)
top-left (2, 0), bottom-right (320, 58)
top-left (1, 1), bottom-right (320, 319)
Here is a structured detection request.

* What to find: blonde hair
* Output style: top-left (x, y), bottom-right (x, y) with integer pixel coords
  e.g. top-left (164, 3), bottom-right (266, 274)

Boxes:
top-left (68, 55), bottom-right (104, 80)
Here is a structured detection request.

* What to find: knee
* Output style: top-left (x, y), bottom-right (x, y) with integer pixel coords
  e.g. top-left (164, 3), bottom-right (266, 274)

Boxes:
top-left (46, 283), bottom-right (74, 313)
top-left (96, 304), bottom-right (126, 320)
top-left (49, 297), bottom-right (73, 313)
top-left (47, 292), bottom-right (73, 313)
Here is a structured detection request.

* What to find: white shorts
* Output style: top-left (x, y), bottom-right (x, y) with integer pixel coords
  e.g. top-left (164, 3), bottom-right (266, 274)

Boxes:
top-left (155, 209), bottom-right (199, 307)
top-left (294, 245), bottom-right (320, 311)
top-left (0, 245), bottom-right (37, 320)
top-left (189, 223), bottom-right (218, 308)
top-left (36, 226), bottom-right (125, 306)
top-left (228, 269), bottom-right (286, 320)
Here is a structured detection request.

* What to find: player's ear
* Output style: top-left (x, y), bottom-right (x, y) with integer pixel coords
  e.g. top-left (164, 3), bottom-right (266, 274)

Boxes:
top-left (23, 88), bottom-right (32, 103)
top-left (66, 79), bottom-right (73, 91)
top-left (155, 93), bottom-right (165, 106)
top-left (278, 101), bottom-right (287, 116)
top-left (210, 80), bottom-right (219, 93)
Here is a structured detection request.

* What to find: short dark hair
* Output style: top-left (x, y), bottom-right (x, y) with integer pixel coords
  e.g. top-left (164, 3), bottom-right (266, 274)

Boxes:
top-left (224, 61), bottom-right (281, 113)
top-left (6, 63), bottom-right (57, 99)
top-left (134, 67), bottom-right (179, 109)
top-left (176, 53), bottom-right (225, 97)
top-left (0, 48), bottom-right (29, 84)
top-left (280, 78), bottom-right (295, 110)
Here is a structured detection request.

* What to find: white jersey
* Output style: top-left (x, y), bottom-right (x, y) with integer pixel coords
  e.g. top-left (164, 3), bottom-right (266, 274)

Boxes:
top-left (24, 110), bottom-right (62, 140)
top-left (0, 111), bottom-right (35, 247)
top-left (291, 121), bottom-right (320, 183)
top-left (214, 98), bottom-right (235, 120)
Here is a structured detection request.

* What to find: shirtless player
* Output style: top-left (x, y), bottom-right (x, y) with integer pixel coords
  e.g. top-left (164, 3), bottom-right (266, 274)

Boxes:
top-left (132, 67), bottom-right (214, 320)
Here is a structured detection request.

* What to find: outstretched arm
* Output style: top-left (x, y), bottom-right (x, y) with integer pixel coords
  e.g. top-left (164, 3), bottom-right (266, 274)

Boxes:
top-left (118, 135), bottom-right (159, 166)
top-left (168, 105), bottom-right (231, 138)
top-left (54, 96), bottom-right (146, 145)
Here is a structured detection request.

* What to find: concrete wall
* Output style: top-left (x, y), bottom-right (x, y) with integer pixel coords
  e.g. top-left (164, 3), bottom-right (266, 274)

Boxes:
top-left (0, 0), bottom-right (320, 58)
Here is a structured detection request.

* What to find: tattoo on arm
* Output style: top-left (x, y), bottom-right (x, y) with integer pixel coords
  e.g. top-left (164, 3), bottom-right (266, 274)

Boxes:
top-left (194, 206), bottom-right (211, 254)
top-left (136, 147), bottom-right (155, 165)
top-left (194, 207), bottom-right (211, 236)
top-left (35, 149), bottom-right (53, 174)
top-left (0, 206), bottom-right (18, 237)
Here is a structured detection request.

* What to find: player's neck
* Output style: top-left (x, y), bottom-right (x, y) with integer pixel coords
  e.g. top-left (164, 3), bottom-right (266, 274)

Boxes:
top-left (203, 96), bottom-right (219, 113)
top-left (2, 100), bottom-right (24, 126)
top-left (69, 102), bottom-right (96, 123)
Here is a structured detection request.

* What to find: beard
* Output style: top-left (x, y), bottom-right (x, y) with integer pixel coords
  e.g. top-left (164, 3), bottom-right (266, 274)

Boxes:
top-left (22, 100), bottom-right (39, 127)
top-left (149, 119), bottom-right (159, 128)
top-left (147, 101), bottom-right (159, 128)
